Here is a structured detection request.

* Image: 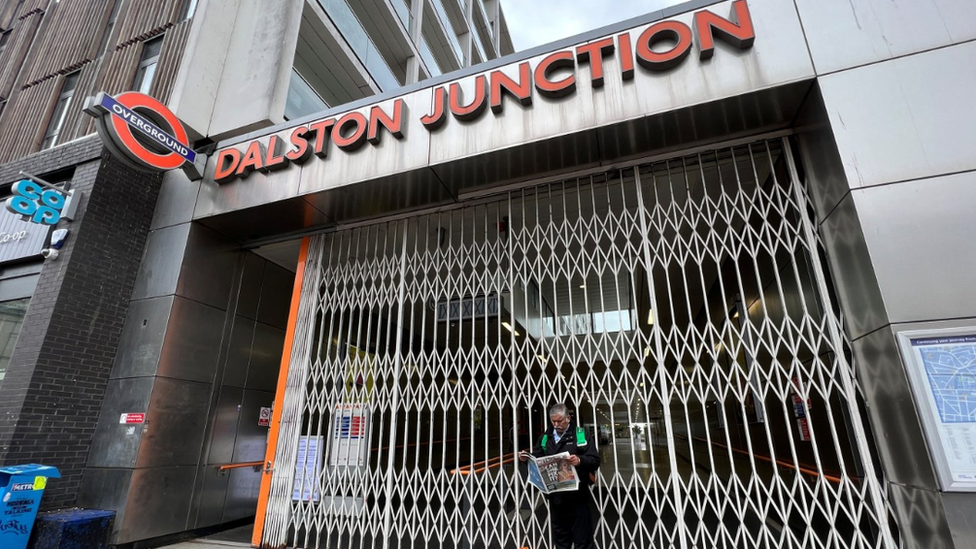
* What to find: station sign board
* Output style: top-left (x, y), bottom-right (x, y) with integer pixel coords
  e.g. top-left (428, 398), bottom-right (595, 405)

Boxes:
top-left (84, 91), bottom-right (206, 179)
top-left (211, 0), bottom-right (756, 184)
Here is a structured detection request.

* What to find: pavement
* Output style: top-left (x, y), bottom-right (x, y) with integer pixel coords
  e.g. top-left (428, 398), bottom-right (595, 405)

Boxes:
top-left (159, 525), bottom-right (252, 549)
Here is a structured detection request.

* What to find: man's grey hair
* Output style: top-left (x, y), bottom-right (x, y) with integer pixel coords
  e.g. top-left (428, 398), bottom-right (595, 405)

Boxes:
top-left (549, 403), bottom-right (570, 418)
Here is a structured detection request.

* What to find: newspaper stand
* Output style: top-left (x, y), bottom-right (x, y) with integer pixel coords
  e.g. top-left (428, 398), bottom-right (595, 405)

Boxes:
top-left (0, 464), bottom-right (61, 549)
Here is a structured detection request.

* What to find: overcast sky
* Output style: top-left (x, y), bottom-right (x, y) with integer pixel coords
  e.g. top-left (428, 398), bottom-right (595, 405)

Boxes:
top-left (504, 0), bottom-right (685, 51)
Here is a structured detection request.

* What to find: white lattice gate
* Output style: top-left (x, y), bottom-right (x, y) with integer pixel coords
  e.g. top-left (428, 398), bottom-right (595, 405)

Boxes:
top-left (260, 138), bottom-right (895, 549)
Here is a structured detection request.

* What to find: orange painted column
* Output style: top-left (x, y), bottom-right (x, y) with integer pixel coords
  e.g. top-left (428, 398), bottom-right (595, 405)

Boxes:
top-left (251, 237), bottom-right (311, 547)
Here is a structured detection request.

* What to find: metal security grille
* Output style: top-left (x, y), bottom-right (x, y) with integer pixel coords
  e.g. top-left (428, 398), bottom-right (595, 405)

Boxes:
top-left (261, 137), bottom-right (895, 549)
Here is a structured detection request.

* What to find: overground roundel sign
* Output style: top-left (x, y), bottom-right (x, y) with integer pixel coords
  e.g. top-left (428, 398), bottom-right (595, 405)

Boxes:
top-left (84, 91), bottom-right (205, 179)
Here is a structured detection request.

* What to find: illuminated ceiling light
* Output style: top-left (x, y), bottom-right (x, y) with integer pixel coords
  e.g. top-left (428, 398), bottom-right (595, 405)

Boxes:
top-left (502, 321), bottom-right (520, 336)
top-left (644, 346), bottom-right (651, 358)
top-left (647, 310), bottom-right (654, 325)
top-left (579, 284), bottom-right (586, 289)
top-left (732, 310), bottom-right (740, 319)
top-left (538, 354), bottom-right (549, 362)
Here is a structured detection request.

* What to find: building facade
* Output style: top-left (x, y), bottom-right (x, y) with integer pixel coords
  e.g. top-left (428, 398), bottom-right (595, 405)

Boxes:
top-left (2, 0), bottom-right (976, 548)
top-left (0, 0), bottom-right (514, 545)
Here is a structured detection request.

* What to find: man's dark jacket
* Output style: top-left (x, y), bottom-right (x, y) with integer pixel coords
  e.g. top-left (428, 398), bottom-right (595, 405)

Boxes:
top-left (530, 420), bottom-right (600, 502)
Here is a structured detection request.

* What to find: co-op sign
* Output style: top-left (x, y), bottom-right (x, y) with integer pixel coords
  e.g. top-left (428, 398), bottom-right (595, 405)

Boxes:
top-left (213, 0), bottom-right (755, 184)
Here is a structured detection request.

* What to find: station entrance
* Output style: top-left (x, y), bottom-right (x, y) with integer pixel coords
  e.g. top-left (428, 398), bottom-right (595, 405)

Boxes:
top-left (255, 137), bottom-right (894, 549)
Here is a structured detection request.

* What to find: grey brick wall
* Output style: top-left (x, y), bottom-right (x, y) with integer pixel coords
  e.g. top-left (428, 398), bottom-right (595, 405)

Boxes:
top-left (0, 136), bottom-right (162, 509)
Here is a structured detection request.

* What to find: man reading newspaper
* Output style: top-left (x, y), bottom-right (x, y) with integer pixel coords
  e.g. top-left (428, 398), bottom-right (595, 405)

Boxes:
top-left (519, 404), bottom-right (600, 549)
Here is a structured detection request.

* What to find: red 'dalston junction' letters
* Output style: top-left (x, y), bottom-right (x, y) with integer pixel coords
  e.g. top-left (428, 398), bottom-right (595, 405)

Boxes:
top-left (214, 0), bottom-right (754, 184)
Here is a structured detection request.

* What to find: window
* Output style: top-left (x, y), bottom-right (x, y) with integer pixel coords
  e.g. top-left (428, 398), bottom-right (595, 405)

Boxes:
top-left (0, 30), bottom-right (11, 60)
top-left (132, 36), bottom-right (163, 94)
top-left (393, 0), bottom-right (411, 33)
top-left (284, 69), bottom-right (328, 121)
top-left (420, 37), bottom-right (441, 77)
top-left (40, 71), bottom-right (80, 151)
top-left (316, 0), bottom-right (401, 91)
top-left (97, 0), bottom-right (124, 57)
top-left (179, 0), bottom-right (198, 20)
top-left (0, 298), bottom-right (31, 392)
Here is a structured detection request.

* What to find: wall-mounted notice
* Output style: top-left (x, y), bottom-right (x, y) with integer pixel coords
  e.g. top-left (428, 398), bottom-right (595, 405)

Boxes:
top-left (329, 403), bottom-right (369, 468)
top-left (898, 329), bottom-right (976, 491)
top-left (790, 377), bottom-right (812, 442)
top-left (292, 436), bottom-right (322, 502)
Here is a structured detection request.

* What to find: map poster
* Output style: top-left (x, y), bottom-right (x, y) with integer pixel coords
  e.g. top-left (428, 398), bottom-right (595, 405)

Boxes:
top-left (902, 332), bottom-right (976, 491)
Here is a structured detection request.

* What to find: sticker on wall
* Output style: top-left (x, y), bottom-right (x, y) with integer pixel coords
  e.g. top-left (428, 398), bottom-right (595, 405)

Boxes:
top-left (119, 413), bottom-right (145, 424)
top-left (258, 406), bottom-right (272, 427)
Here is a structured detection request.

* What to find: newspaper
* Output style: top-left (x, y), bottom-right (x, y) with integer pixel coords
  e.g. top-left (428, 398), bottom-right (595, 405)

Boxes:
top-left (524, 451), bottom-right (579, 494)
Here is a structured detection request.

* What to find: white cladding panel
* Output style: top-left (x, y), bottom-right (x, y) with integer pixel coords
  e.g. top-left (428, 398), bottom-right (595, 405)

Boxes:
top-left (795, 0), bottom-right (976, 75)
top-left (819, 41), bottom-right (976, 189)
top-left (167, 0), bottom-right (242, 140)
top-left (207, 1), bottom-right (303, 139)
top-left (853, 170), bottom-right (976, 324)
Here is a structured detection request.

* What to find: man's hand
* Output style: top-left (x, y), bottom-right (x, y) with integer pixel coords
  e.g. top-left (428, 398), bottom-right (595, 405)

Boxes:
top-left (518, 451), bottom-right (530, 462)
top-left (567, 455), bottom-right (580, 466)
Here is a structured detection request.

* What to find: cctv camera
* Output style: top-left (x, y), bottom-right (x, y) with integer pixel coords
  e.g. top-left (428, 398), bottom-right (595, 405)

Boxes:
top-left (41, 248), bottom-right (59, 260)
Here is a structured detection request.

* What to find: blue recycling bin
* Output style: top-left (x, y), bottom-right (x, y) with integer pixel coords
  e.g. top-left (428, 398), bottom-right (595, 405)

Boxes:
top-left (0, 464), bottom-right (61, 549)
